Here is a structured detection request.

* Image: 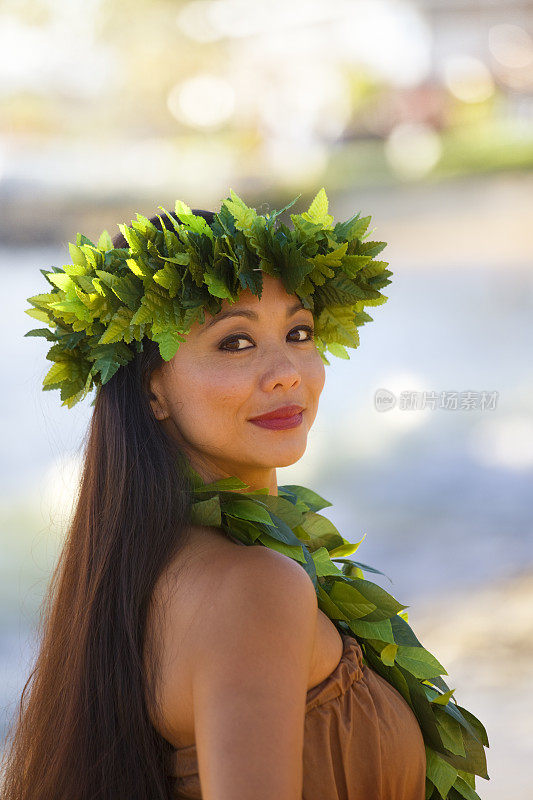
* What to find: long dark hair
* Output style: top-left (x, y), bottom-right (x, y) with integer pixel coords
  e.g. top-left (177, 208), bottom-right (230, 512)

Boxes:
top-left (1, 208), bottom-right (216, 799)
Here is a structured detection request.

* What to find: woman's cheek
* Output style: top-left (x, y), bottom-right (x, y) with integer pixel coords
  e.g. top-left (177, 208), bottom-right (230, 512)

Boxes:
top-left (201, 362), bottom-right (251, 398)
top-left (310, 356), bottom-right (326, 394)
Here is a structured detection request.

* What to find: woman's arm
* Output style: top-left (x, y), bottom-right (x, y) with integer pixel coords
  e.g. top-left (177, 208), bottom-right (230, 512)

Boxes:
top-left (190, 546), bottom-right (318, 800)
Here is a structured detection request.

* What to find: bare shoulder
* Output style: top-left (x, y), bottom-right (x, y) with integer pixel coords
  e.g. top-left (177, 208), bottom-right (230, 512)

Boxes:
top-left (168, 523), bottom-right (319, 663)
top-left (146, 524), bottom-right (318, 752)
top-left (189, 532), bottom-right (319, 799)
top-left (218, 534), bottom-right (318, 599)
top-left (158, 523), bottom-right (317, 627)
top-left (192, 533), bottom-right (319, 660)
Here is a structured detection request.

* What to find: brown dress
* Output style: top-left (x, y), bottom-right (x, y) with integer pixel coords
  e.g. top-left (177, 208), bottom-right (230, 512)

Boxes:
top-left (166, 632), bottom-right (427, 800)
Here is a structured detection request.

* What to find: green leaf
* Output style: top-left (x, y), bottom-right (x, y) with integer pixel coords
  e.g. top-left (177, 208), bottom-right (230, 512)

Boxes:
top-left (152, 328), bottom-right (186, 361)
top-left (189, 495), bottom-right (222, 527)
top-left (220, 516), bottom-right (264, 544)
top-left (437, 702), bottom-right (483, 747)
top-left (93, 351), bottom-right (122, 384)
top-left (440, 743), bottom-right (488, 781)
top-left (327, 342), bottom-right (349, 358)
top-left (390, 611), bottom-right (422, 648)
top-left (43, 360), bottom-right (77, 386)
top-left (68, 243), bottom-right (88, 267)
top-left (349, 617), bottom-right (395, 643)
top-left (222, 497), bottom-right (274, 525)
top-left (193, 476), bottom-right (251, 493)
top-left (430, 688), bottom-right (456, 706)
top-left (24, 327), bottom-right (57, 341)
top-left (295, 510), bottom-right (344, 552)
top-left (456, 769), bottom-right (476, 790)
top-left (333, 557), bottom-right (391, 581)
top-left (435, 708), bottom-right (466, 757)
top-left (316, 584), bottom-right (350, 621)
top-left (257, 532), bottom-right (306, 563)
top-left (358, 239), bottom-right (387, 257)
top-left (301, 187), bottom-right (334, 228)
top-left (277, 484), bottom-right (332, 512)
top-left (395, 646), bottom-right (448, 679)
top-left (76, 233), bottom-right (96, 248)
top-left (425, 747), bottom-right (459, 800)
top-left (453, 704), bottom-right (489, 748)
top-left (341, 252), bottom-right (373, 271)
top-left (175, 199), bottom-right (193, 216)
top-left (222, 189), bottom-right (259, 232)
top-left (329, 579), bottom-right (376, 619)
top-left (452, 776), bottom-right (481, 800)
top-left (25, 307), bottom-right (52, 323)
top-left (47, 272), bottom-right (76, 292)
top-left (311, 547), bottom-right (345, 576)
top-left (261, 511), bottom-right (305, 547)
top-left (329, 534), bottom-right (366, 558)
top-left (203, 271), bottom-right (236, 299)
top-left (98, 307), bottom-right (134, 344)
top-left (97, 229), bottom-right (113, 251)
top-left (343, 577), bottom-right (407, 621)
top-left (175, 210), bottom-right (214, 239)
top-left (95, 270), bottom-right (142, 310)
top-left (254, 494), bottom-right (305, 529)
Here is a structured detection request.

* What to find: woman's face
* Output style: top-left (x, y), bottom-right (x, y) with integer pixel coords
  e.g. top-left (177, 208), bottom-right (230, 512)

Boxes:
top-left (148, 273), bottom-right (326, 493)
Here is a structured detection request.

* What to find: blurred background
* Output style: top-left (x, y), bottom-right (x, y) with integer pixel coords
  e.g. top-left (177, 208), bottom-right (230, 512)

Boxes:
top-left (1, 0), bottom-right (532, 795)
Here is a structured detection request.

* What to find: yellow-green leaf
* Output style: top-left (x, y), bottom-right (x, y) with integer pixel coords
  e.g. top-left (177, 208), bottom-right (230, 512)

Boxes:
top-left (302, 187), bottom-right (334, 228)
top-left (380, 643), bottom-right (398, 666)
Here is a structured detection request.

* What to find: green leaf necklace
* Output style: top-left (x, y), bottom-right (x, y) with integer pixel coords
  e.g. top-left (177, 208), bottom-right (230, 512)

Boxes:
top-left (187, 467), bottom-right (489, 800)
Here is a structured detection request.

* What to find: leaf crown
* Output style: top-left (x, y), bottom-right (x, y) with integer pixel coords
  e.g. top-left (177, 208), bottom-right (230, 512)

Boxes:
top-left (24, 187), bottom-right (392, 408)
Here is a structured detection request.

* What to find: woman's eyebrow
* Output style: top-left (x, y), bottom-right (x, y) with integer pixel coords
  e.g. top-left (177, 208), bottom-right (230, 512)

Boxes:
top-left (201, 300), bottom-right (307, 332)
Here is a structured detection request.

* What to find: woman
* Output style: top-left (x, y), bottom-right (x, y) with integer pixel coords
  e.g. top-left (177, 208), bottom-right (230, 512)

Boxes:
top-left (4, 192), bottom-right (487, 800)
top-left (143, 236), bottom-right (427, 800)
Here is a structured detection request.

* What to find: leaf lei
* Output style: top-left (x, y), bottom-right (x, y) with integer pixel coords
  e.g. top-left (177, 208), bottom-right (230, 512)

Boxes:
top-left (24, 187), bottom-right (392, 408)
top-left (187, 466), bottom-right (490, 800)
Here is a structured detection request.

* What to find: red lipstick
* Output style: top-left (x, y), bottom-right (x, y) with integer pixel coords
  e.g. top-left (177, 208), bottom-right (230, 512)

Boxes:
top-left (249, 404), bottom-right (304, 430)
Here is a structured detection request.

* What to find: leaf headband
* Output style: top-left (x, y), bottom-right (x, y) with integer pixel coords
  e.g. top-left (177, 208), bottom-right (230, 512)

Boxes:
top-left (24, 187), bottom-right (392, 408)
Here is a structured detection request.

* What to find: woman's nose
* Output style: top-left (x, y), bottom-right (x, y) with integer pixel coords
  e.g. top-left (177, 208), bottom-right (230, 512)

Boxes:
top-left (258, 349), bottom-right (302, 390)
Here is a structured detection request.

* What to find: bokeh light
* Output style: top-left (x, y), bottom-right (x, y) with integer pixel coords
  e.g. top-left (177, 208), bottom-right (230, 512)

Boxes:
top-left (384, 122), bottom-right (442, 179)
top-left (167, 73), bottom-right (236, 129)
top-left (443, 55), bottom-right (495, 104)
top-left (175, 0), bottom-right (222, 43)
top-left (488, 24), bottom-right (533, 70)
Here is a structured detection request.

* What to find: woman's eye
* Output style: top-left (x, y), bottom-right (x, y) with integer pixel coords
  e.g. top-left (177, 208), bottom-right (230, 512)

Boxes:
top-left (219, 325), bottom-right (315, 353)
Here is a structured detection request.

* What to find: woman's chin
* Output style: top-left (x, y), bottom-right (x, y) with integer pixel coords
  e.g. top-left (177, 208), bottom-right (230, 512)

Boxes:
top-left (254, 440), bottom-right (307, 469)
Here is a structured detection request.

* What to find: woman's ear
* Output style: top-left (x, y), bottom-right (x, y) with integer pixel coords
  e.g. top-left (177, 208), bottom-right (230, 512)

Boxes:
top-left (148, 370), bottom-right (169, 421)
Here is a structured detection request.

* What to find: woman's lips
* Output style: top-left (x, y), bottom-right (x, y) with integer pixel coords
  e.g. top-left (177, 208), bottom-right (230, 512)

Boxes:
top-left (249, 411), bottom-right (303, 430)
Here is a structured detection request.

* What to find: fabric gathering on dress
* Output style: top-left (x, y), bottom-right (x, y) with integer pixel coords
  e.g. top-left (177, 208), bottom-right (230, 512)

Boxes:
top-left (165, 632), bottom-right (427, 800)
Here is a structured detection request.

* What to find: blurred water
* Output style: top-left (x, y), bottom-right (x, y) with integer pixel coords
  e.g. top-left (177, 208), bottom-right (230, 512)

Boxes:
top-left (2, 244), bottom-right (533, 765)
